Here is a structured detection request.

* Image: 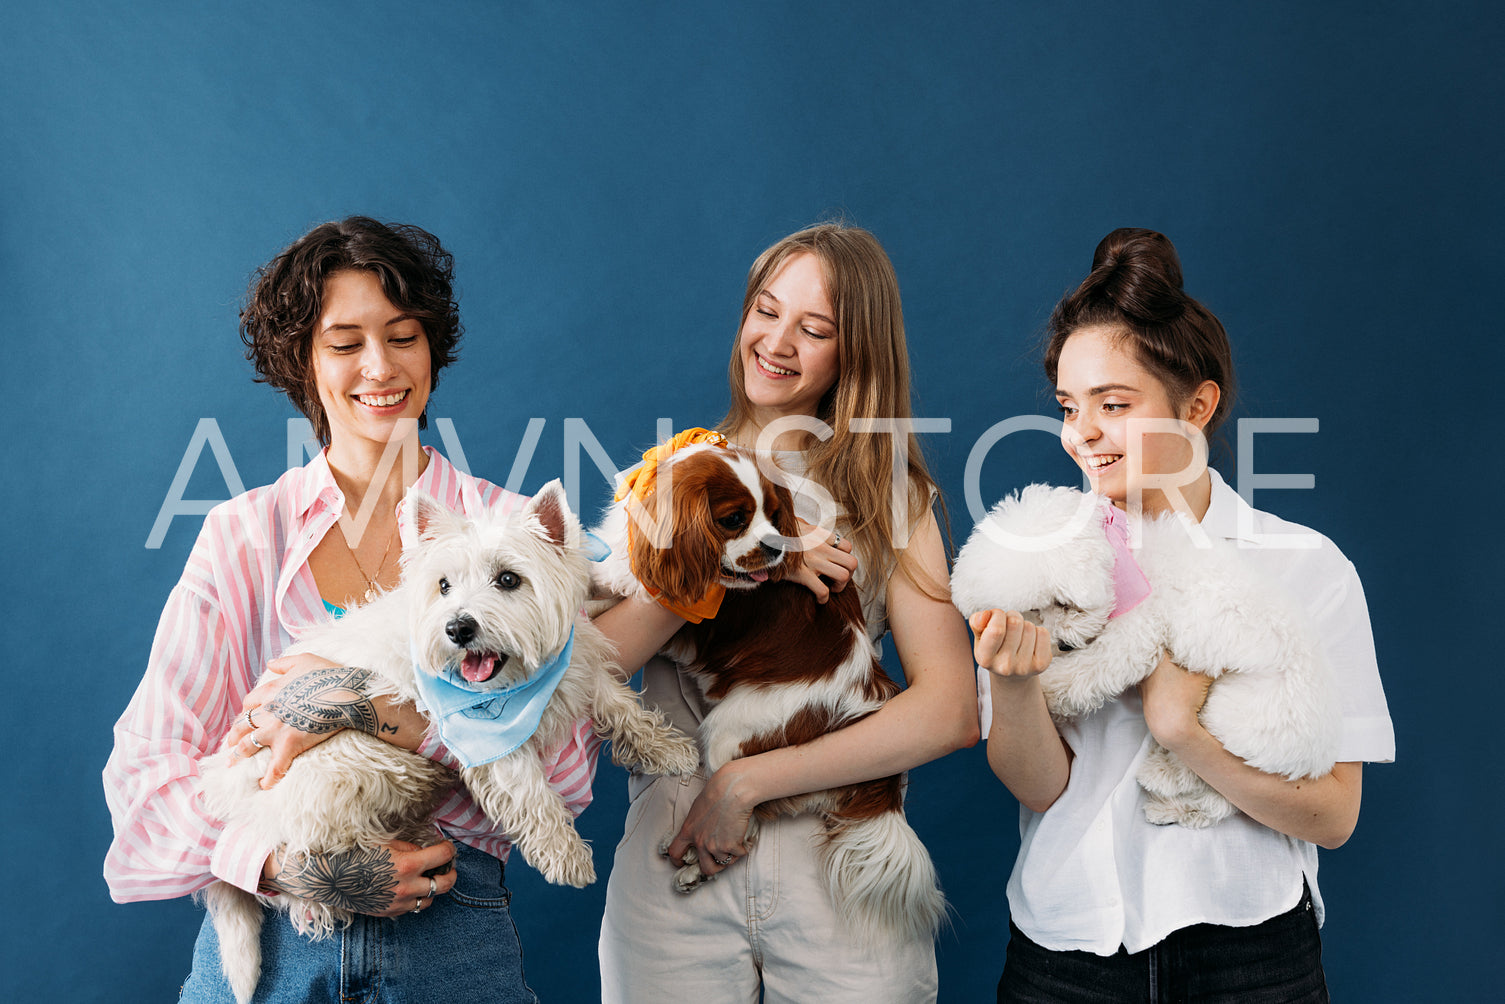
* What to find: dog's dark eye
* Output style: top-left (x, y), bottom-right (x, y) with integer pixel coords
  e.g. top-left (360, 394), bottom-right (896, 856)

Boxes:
top-left (438, 577), bottom-right (451, 595)
top-left (495, 571), bottom-right (522, 591)
top-left (717, 512), bottom-right (747, 531)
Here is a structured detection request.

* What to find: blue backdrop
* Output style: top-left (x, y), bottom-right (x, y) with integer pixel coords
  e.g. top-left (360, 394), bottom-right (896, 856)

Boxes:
top-left (4, 2), bottom-right (1498, 1001)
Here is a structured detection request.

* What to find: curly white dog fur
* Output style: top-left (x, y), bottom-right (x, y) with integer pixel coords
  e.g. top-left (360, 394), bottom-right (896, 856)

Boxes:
top-left (951, 484), bottom-right (1340, 828)
top-left (198, 480), bottom-right (698, 1004)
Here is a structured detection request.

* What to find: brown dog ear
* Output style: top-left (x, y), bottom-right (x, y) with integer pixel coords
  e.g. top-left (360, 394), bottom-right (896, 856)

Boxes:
top-left (628, 485), bottom-right (718, 605)
top-left (768, 477), bottom-right (805, 575)
top-left (668, 486), bottom-right (727, 601)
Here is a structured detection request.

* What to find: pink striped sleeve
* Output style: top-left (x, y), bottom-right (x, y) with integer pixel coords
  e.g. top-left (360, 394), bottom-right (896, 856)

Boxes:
top-left (542, 718), bottom-right (604, 818)
top-left (103, 573), bottom-right (273, 900)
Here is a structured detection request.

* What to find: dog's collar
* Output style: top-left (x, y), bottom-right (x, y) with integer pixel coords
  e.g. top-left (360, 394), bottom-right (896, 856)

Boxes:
top-left (613, 427), bottom-right (728, 504)
top-left (1102, 503), bottom-right (1152, 618)
top-left (411, 627), bottom-right (577, 768)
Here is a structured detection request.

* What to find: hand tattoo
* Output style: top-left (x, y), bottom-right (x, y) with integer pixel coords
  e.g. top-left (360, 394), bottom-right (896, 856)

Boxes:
top-left (265, 667), bottom-right (380, 735)
top-left (272, 846), bottom-right (397, 914)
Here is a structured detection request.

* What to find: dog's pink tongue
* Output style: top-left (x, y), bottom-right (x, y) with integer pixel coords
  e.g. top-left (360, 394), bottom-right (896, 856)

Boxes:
top-left (461, 652), bottom-right (498, 683)
top-left (749, 569), bottom-right (769, 582)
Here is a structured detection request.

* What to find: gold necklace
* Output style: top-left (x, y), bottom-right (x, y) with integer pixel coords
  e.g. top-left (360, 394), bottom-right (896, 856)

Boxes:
top-left (339, 518), bottom-right (396, 603)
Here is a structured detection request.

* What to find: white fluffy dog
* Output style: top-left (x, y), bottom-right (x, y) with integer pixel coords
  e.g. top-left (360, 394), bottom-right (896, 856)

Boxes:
top-left (199, 480), bottom-right (698, 1004)
top-left (951, 484), bottom-right (1340, 828)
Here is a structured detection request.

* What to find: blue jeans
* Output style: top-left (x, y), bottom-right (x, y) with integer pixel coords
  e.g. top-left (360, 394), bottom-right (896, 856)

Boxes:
top-left (998, 884), bottom-right (1329, 1003)
top-left (180, 842), bottom-right (538, 1003)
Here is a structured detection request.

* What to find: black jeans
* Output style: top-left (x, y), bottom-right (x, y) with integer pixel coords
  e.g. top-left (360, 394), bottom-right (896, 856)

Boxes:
top-left (997, 885), bottom-right (1328, 1003)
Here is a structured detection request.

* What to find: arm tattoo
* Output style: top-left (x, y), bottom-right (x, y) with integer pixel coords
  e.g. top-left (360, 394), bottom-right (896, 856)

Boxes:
top-left (265, 666), bottom-right (381, 735)
top-left (273, 846), bottom-right (397, 914)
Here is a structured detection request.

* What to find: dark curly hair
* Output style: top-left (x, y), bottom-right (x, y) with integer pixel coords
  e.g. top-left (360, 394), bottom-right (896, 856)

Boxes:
top-left (239, 216), bottom-right (462, 446)
top-left (1043, 227), bottom-right (1236, 436)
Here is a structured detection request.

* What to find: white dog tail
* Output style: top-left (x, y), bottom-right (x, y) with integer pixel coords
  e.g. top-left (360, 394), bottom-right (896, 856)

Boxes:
top-left (199, 880), bottom-right (264, 1004)
top-left (822, 811), bottom-right (945, 947)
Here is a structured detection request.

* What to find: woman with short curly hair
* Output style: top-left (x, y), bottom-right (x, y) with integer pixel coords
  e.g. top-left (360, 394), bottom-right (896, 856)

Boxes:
top-left (105, 216), bottom-right (592, 1003)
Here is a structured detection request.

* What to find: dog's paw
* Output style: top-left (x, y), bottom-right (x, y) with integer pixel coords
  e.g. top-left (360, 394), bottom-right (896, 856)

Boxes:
top-left (525, 833), bottom-right (597, 888)
top-left (637, 733), bottom-right (701, 777)
top-left (1141, 793), bottom-right (1185, 827)
top-left (671, 851), bottom-right (711, 895)
top-left (1141, 787), bottom-right (1236, 829)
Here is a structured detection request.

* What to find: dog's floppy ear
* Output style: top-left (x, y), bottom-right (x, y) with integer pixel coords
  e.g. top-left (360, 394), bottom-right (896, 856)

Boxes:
top-left (525, 479), bottom-right (577, 549)
top-left (629, 476), bottom-right (721, 604)
top-left (401, 488), bottom-right (465, 551)
top-left (766, 476), bottom-right (805, 574)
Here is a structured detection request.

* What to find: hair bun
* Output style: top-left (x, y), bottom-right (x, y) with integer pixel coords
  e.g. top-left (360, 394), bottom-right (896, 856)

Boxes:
top-left (1085, 227), bottom-right (1186, 324)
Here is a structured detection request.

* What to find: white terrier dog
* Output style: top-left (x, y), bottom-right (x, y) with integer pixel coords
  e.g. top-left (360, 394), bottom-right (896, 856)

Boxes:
top-left (199, 480), bottom-right (698, 1004)
top-left (951, 484), bottom-right (1340, 828)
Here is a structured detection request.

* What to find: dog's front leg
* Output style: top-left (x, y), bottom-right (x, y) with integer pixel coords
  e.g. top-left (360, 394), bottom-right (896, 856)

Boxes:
top-left (590, 672), bottom-right (700, 776)
top-left (463, 756), bottom-right (596, 887)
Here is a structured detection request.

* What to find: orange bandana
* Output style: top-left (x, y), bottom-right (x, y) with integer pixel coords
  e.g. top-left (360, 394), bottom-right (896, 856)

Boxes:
top-left (615, 428), bottom-right (728, 624)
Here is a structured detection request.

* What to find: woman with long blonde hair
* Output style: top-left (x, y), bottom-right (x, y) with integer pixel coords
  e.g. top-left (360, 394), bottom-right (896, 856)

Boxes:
top-left (596, 223), bottom-right (979, 1003)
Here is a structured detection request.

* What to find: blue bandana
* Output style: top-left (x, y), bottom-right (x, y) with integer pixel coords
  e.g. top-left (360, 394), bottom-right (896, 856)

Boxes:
top-left (412, 628), bottom-right (577, 768)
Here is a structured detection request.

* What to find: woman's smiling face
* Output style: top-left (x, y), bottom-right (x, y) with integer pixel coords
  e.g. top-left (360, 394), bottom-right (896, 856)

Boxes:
top-left (738, 251), bottom-right (840, 423)
top-left (1054, 324), bottom-right (1214, 514)
top-left (311, 269), bottom-right (432, 451)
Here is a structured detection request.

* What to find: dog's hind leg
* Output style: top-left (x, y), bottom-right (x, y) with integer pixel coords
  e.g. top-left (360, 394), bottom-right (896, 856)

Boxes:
top-left (464, 756), bottom-right (596, 887)
top-left (199, 880), bottom-right (265, 1004)
top-left (661, 818), bottom-right (762, 896)
top-left (1136, 742), bottom-right (1235, 828)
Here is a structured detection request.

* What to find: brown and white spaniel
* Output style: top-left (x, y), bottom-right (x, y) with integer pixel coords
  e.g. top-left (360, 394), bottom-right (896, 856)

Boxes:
top-left (592, 435), bottom-right (945, 945)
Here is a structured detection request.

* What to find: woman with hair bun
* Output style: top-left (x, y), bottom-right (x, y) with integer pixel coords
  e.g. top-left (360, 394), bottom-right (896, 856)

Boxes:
top-left (972, 229), bottom-right (1393, 1001)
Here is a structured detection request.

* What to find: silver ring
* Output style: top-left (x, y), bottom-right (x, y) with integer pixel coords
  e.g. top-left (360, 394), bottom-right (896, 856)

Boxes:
top-left (245, 708), bottom-right (256, 731)
top-left (249, 733), bottom-right (265, 751)
top-left (713, 855), bottom-right (732, 866)
top-left (412, 897), bottom-right (425, 914)
top-left (428, 877), bottom-right (438, 898)
top-left (832, 531), bottom-right (842, 545)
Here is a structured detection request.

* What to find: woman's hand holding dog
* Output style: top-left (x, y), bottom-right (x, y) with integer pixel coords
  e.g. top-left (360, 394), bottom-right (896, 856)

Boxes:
top-left (1137, 651), bottom-right (1213, 753)
top-left (261, 838), bottom-right (457, 918)
top-left (226, 653), bottom-right (431, 789)
top-left (789, 518), bottom-right (858, 603)
top-left (664, 764), bottom-right (757, 878)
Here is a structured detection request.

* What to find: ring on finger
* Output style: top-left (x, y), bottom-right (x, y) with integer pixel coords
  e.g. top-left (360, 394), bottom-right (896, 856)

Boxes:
top-left (412, 897), bottom-right (426, 914)
top-left (428, 876), bottom-right (438, 899)
top-left (245, 708), bottom-right (256, 731)
top-left (249, 733), bottom-right (265, 751)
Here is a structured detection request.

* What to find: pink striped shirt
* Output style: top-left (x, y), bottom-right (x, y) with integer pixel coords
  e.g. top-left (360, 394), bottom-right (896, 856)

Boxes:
top-left (104, 447), bottom-right (602, 902)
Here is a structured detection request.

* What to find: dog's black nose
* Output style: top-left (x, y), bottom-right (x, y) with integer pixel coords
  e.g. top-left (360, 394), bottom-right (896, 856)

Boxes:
top-left (759, 540), bottom-right (785, 560)
top-left (446, 615), bottom-right (478, 647)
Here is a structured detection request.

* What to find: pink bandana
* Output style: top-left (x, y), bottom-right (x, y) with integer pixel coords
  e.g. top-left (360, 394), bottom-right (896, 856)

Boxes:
top-left (1102, 503), bottom-right (1152, 618)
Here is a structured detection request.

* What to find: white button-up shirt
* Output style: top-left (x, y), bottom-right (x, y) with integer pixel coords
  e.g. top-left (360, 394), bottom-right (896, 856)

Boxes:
top-left (988, 470), bottom-right (1394, 955)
